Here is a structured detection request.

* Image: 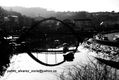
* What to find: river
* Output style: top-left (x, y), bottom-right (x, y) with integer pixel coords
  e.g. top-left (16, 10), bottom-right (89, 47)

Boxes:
top-left (1, 45), bottom-right (96, 80)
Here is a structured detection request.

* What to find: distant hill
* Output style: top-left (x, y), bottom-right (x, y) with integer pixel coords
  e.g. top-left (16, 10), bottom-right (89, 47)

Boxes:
top-left (2, 6), bottom-right (119, 23)
top-left (2, 6), bottom-right (56, 18)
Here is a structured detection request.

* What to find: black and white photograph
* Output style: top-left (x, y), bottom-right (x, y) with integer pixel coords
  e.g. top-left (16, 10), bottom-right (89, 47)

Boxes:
top-left (0, 0), bottom-right (119, 80)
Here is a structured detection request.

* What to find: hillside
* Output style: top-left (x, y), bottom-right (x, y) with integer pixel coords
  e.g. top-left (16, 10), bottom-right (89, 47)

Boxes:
top-left (3, 6), bottom-right (56, 18)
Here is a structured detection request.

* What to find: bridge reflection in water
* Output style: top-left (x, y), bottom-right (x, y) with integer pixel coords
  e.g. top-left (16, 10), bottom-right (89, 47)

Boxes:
top-left (1, 45), bottom-right (95, 80)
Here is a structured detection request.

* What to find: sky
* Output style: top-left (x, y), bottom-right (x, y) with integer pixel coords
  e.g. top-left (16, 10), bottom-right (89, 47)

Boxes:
top-left (0, 0), bottom-right (119, 12)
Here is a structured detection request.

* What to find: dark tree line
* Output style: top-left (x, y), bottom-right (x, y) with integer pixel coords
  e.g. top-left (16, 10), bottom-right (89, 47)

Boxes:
top-left (0, 6), bottom-right (34, 36)
top-left (1, 6), bottom-right (119, 36)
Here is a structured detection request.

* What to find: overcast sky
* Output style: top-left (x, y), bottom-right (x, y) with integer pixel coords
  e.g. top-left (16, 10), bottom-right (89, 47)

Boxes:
top-left (0, 0), bottom-right (119, 12)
